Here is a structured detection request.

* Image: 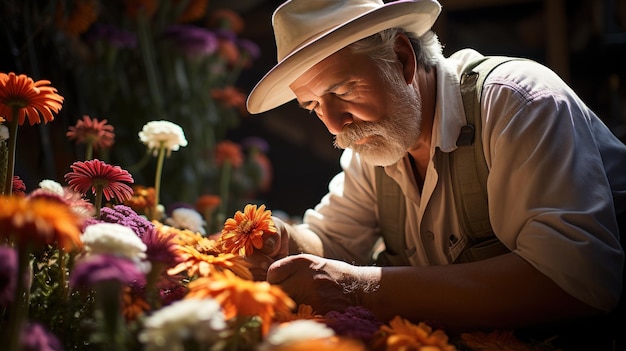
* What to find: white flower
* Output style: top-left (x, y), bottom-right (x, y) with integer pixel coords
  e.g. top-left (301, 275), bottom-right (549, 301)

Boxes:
top-left (38, 179), bottom-right (64, 196)
top-left (81, 222), bottom-right (147, 261)
top-left (138, 120), bottom-right (188, 156)
top-left (165, 207), bottom-right (206, 235)
top-left (261, 320), bottom-right (335, 349)
top-left (138, 298), bottom-right (227, 351)
top-left (0, 124), bottom-right (8, 142)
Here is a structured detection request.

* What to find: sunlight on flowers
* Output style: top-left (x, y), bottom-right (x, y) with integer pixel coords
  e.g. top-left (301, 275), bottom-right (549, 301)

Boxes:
top-left (219, 203), bottom-right (277, 257)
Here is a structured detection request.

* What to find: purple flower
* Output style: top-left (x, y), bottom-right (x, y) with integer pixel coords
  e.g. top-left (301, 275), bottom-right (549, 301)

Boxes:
top-left (20, 322), bottom-right (63, 351)
top-left (142, 226), bottom-right (179, 267)
top-left (70, 254), bottom-right (145, 289)
top-left (162, 25), bottom-right (218, 57)
top-left (323, 306), bottom-right (382, 343)
top-left (237, 38), bottom-right (261, 60)
top-left (0, 246), bottom-right (17, 307)
top-left (100, 205), bottom-right (154, 238)
top-left (86, 24), bottom-right (138, 49)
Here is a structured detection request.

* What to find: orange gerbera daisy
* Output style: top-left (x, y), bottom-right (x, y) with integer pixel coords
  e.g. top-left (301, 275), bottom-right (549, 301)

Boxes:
top-left (0, 72), bottom-right (64, 126)
top-left (371, 316), bottom-right (457, 351)
top-left (219, 204), bottom-right (277, 257)
top-left (186, 269), bottom-right (295, 336)
top-left (0, 195), bottom-right (83, 252)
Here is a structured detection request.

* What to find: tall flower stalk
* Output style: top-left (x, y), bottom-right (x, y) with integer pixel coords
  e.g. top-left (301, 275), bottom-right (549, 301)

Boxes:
top-left (0, 72), bottom-right (63, 195)
top-left (138, 120), bottom-right (188, 220)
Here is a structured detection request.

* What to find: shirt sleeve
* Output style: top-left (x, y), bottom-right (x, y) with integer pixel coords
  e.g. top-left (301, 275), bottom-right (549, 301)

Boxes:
top-left (299, 149), bottom-right (381, 265)
top-left (481, 60), bottom-right (624, 312)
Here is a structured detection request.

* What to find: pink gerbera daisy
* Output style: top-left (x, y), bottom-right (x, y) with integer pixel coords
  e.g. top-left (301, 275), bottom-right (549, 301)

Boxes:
top-left (64, 159), bottom-right (134, 216)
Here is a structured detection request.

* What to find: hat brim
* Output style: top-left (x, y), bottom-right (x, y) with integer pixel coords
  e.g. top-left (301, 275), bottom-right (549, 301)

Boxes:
top-left (246, 0), bottom-right (442, 114)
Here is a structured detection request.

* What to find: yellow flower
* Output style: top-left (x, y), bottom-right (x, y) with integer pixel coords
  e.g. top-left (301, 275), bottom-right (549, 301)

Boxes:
top-left (371, 316), bottom-right (457, 351)
top-left (0, 195), bottom-right (82, 252)
top-left (186, 269), bottom-right (295, 336)
top-left (219, 204), bottom-right (277, 257)
top-left (0, 72), bottom-right (63, 126)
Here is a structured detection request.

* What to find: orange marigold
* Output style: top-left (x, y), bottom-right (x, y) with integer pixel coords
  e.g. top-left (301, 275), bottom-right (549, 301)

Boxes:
top-left (122, 285), bottom-right (151, 321)
top-left (0, 72), bottom-right (64, 125)
top-left (0, 195), bottom-right (83, 252)
top-left (186, 269), bottom-right (295, 336)
top-left (219, 204), bottom-right (277, 257)
top-left (125, 185), bottom-right (157, 216)
top-left (371, 316), bottom-right (457, 351)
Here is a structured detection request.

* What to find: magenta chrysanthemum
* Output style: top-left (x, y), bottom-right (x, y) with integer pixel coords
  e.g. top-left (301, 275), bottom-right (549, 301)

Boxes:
top-left (64, 159), bottom-right (134, 202)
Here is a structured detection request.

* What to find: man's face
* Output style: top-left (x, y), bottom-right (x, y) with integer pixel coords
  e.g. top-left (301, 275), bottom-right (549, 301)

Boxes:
top-left (290, 47), bottom-right (422, 166)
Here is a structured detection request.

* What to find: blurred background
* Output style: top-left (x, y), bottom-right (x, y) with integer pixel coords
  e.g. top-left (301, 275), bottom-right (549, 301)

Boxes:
top-left (1, 0), bottom-right (625, 221)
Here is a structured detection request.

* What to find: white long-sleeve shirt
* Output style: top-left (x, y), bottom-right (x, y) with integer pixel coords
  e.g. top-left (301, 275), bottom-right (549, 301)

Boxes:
top-left (299, 49), bottom-right (625, 312)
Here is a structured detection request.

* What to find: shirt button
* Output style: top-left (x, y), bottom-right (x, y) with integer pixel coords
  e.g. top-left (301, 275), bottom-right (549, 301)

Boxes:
top-left (425, 231), bottom-right (434, 240)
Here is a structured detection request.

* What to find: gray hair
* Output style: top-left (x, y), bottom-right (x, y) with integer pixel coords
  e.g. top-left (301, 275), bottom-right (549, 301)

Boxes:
top-left (347, 28), bottom-right (443, 81)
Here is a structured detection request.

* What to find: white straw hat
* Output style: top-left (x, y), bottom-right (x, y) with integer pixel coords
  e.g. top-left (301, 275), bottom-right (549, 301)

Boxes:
top-left (246, 0), bottom-right (442, 114)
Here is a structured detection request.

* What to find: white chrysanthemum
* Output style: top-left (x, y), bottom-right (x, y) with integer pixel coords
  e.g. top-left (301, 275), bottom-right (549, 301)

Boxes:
top-left (0, 124), bottom-right (8, 142)
top-left (262, 320), bottom-right (335, 348)
top-left (38, 179), bottom-right (65, 196)
top-left (138, 120), bottom-right (188, 156)
top-left (165, 207), bottom-right (206, 235)
top-left (138, 298), bottom-right (227, 351)
top-left (81, 222), bottom-right (147, 261)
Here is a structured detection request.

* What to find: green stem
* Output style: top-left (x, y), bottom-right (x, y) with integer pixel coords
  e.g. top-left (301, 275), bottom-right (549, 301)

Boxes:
top-left (85, 140), bottom-right (94, 160)
top-left (217, 161), bottom-right (232, 227)
top-left (137, 12), bottom-right (164, 112)
top-left (153, 144), bottom-right (166, 220)
top-left (96, 281), bottom-right (126, 351)
top-left (6, 243), bottom-right (32, 351)
top-left (94, 184), bottom-right (104, 218)
top-left (3, 109), bottom-right (19, 195)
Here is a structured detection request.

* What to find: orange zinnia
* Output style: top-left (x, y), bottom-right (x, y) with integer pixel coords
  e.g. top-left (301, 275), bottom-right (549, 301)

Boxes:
top-left (0, 72), bottom-right (64, 126)
top-left (214, 140), bottom-right (243, 168)
top-left (0, 195), bottom-right (83, 252)
top-left (168, 241), bottom-right (252, 280)
top-left (219, 204), bottom-right (277, 257)
top-left (186, 269), bottom-right (295, 336)
top-left (371, 316), bottom-right (457, 351)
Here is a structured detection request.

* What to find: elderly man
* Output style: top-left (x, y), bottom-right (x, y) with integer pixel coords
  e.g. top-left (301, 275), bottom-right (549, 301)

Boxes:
top-left (245, 0), bottom-right (625, 343)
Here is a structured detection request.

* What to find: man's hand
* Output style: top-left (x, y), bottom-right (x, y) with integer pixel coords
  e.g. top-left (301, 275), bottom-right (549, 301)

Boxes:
top-left (245, 216), bottom-right (291, 281)
top-left (266, 253), bottom-right (381, 314)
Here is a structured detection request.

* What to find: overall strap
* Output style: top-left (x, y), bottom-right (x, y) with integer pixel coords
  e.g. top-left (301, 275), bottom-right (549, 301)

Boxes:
top-left (374, 165), bottom-right (411, 266)
top-left (453, 56), bottom-right (518, 263)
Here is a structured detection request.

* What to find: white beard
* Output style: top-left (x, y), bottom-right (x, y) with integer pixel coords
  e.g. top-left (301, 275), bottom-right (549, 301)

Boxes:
top-left (334, 74), bottom-right (422, 167)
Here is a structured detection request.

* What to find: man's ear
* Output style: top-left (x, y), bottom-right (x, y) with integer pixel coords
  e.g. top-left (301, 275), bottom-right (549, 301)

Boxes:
top-left (394, 33), bottom-right (417, 84)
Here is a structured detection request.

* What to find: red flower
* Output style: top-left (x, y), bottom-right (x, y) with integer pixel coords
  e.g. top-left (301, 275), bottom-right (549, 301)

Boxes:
top-left (12, 176), bottom-right (26, 196)
top-left (67, 115), bottom-right (115, 150)
top-left (64, 159), bottom-right (134, 203)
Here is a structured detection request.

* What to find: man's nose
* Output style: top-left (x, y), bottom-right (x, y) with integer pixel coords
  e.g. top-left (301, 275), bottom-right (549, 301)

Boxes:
top-left (319, 99), bottom-right (352, 135)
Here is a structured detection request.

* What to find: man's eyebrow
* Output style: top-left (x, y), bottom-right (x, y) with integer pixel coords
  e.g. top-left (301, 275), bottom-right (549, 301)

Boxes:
top-left (296, 79), bottom-right (351, 109)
